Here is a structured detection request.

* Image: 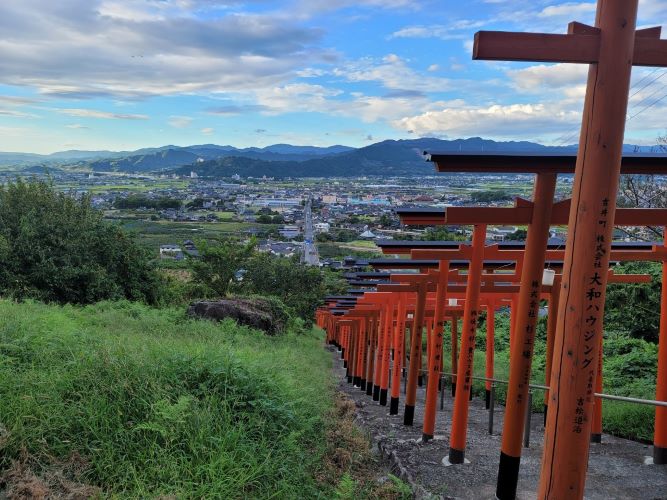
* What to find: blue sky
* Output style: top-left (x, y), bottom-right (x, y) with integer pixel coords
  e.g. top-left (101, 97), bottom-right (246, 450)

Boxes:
top-left (0, 0), bottom-right (665, 153)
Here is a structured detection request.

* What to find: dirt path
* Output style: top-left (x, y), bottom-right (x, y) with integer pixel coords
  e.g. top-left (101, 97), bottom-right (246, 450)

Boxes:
top-left (332, 349), bottom-right (667, 499)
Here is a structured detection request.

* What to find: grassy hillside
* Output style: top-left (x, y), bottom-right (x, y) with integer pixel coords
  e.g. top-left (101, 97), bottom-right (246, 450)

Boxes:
top-left (0, 300), bottom-right (336, 498)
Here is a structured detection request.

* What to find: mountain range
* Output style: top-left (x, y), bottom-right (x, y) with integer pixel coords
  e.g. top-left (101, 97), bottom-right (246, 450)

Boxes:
top-left (3, 137), bottom-right (665, 177)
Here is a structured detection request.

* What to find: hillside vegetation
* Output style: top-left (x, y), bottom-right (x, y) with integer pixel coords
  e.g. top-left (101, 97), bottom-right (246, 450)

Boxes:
top-left (0, 300), bottom-right (337, 497)
top-left (0, 179), bottom-right (162, 305)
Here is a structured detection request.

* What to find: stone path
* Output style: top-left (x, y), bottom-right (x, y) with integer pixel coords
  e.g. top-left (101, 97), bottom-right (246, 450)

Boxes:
top-left (332, 348), bottom-right (667, 499)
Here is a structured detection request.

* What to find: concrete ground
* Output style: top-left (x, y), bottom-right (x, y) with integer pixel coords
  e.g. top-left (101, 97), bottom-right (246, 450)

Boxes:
top-left (332, 349), bottom-right (667, 499)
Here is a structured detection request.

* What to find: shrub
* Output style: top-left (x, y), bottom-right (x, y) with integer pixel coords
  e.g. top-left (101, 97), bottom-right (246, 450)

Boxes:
top-left (0, 178), bottom-right (163, 304)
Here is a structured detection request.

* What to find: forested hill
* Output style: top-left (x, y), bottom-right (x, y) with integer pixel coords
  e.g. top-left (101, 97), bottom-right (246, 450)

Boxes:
top-left (7, 137), bottom-right (664, 176)
top-left (86, 143), bottom-right (354, 172)
top-left (99, 137), bottom-right (663, 178)
top-left (172, 137), bottom-right (581, 178)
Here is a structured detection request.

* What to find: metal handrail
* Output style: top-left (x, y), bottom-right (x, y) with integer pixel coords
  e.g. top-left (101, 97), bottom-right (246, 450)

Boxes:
top-left (428, 371), bottom-right (667, 408)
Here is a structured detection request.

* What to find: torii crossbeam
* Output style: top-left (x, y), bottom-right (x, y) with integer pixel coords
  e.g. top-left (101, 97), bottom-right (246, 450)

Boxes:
top-left (470, 1), bottom-right (667, 498)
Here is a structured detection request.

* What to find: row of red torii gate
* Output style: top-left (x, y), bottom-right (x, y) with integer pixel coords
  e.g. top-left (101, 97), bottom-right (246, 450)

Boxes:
top-left (318, 2), bottom-right (667, 498)
top-left (316, 153), bottom-right (667, 497)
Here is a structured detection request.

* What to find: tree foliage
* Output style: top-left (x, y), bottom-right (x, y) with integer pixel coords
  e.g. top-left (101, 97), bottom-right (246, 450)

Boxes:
top-left (617, 175), bottom-right (667, 240)
top-left (422, 227), bottom-right (466, 241)
top-left (190, 238), bottom-right (257, 297)
top-left (470, 190), bottom-right (512, 203)
top-left (256, 214), bottom-right (284, 224)
top-left (240, 253), bottom-right (329, 322)
top-left (189, 239), bottom-right (346, 322)
top-left (0, 178), bottom-right (163, 304)
top-left (114, 195), bottom-right (181, 210)
top-left (505, 228), bottom-right (527, 241)
top-left (605, 261), bottom-right (661, 342)
top-left (331, 229), bottom-right (358, 242)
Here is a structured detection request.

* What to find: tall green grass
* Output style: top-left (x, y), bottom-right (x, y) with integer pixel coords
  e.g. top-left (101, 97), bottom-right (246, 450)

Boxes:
top-left (0, 300), bottom-right (334, 498)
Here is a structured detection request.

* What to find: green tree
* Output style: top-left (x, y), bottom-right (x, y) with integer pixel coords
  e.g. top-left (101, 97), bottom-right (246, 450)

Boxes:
top-left (191, 239), bottom-right (256, 297)
top-left (115, 195), bottom-right (181, 210)
top-left (605, 261), bottom-right (661, 342)
top-left (470, 190), bottom-right (512, 203)
top-left (422, 227), bottom-right (466, 241)
top-left (505, 228), bottom-right (528, 241)
top-left (0, 178), bottom-right (163, 304)
top-left (186, 197), bottom-right (206, 209)
top-left (378, 213), bottom-right (393, 227)
top-left (241, 253), bottom-right (327, 322)
top-left (316, 232), bottom-right (333, 243)
top-left (322, 268), bottom-right (348, 296)
top-left (333, 229), bottom-right (358, 242)
top-left (256, 214), bottom-right (274, 224)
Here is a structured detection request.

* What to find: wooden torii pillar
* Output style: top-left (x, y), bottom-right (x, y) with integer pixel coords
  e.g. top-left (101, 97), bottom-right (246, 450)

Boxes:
top-left (390, 292), bottom-right (408, 414)
top-left (470, 2), bottom-right (667, 496)
top-left (351, 293), bottom-right (391, 398)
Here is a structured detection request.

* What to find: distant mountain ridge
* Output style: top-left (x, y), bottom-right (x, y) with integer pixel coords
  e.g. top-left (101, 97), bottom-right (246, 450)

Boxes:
top-left (170, 137), bottom-right (665, 178)
top-left (3, 137), bottom-right (664, 176)
top-left (0, 143), bottom-right (355, 168)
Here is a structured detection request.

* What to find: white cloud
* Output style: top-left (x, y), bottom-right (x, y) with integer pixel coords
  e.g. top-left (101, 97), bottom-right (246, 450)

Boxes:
top-left (390, 20), bottom-right (486, 40)
top-left (0, 0), bottom-right (326, 99)
top-left (393, 101), bottom-right (582, 139)
top-left (0, 126), bottom-right (29, 137)
top-left (0, 95), bottom-right (39, 106)
top-left (333, 54), bottom-right (455, 92)
top-left (507, 64), bottom-right (588, 91)
top-left (293, 0), bottom-right (416, 17)
top-left (55, 108), bottom-right (149, 120)
top-left (253, 83), bottom-right (343, 114)
top-left (489, 1), bottom-right (595, 33)
top-left (0, 109), bottom-right (37, 118)
top-left (639, 0), bottom-right (667, 19)
top-left (296, 68), bottom-right (327, 78)
top-left (65, 123), bottom-right (89, 129)
top-left (344, 95), bottom-right (435, 123)
top-left (201, 127), bottom-right (214, 135)
top-left (224, 80), bottom-right (440, 124)
top-left (168, 115), bottom-right (193, 128)
top-left (537, 2), bottom-right (595, 19)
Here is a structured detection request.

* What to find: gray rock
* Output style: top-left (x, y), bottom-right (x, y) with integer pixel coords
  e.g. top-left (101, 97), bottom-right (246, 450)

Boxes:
top-left (187, 297), bottom-right (288, 335)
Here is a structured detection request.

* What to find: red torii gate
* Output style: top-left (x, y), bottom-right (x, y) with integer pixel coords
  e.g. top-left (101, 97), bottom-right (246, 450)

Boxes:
top-left (379, 237), bottom-right (665, 467)
top-left (397, 199), bottom-right (667, 438)
top-left (467, 1), bottom-right (667, 496)
top-left (381, 269), bottom-right (520, 438)
top-left (367, 258), bottom-right (519, 403)
top-left (322, 258), bottom-right (651, 462)
top-left (412, 241), bottom-right (667, 469)
top-left (380, 264), bottom-right (650, 445)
